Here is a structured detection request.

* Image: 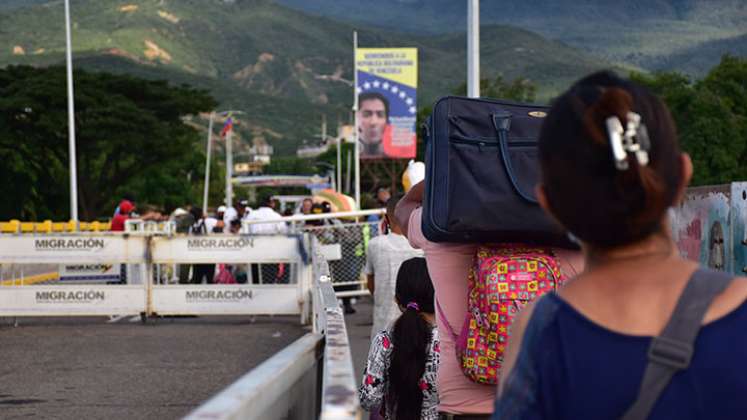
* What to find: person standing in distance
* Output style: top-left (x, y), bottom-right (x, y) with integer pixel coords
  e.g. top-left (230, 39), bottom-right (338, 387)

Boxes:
top-left (366, 197), bottom-right (423, 338)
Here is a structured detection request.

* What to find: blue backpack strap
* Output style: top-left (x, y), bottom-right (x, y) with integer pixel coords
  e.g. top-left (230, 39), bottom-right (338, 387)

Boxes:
top-left (621, 268), bottom-right (733, 420)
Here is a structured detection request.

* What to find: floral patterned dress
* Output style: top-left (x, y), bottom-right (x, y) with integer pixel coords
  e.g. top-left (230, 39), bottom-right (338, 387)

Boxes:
top-left (358, 326), bottom-right (440, 419)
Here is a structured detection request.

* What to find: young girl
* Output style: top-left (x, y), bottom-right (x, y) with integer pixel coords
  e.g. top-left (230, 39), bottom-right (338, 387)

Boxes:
top-left (359, 257), bottom-right (440, 420)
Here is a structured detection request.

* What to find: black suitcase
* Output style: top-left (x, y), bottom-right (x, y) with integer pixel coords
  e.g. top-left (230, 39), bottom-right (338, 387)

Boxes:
top-left (422, 96), bottom-right (576, 248)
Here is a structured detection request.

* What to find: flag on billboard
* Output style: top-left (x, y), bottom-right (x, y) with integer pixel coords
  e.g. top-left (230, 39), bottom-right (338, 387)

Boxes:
top-left (356, 48), bottom-right (418, 159)
top-left (220, 115), bottom-right (233, 138)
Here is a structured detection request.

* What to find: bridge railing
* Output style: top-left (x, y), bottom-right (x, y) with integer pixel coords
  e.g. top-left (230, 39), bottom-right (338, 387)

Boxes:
top-left (184, 235), bottom-right (361, 420)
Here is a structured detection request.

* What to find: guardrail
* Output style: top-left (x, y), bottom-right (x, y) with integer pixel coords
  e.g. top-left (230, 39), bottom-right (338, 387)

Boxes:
top-left (184, 236), bottom-right (361, 420)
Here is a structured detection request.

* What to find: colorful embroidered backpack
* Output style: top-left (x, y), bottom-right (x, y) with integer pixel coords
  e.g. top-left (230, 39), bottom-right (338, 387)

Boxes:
top-left (437, 245), bottom-right (565, 384)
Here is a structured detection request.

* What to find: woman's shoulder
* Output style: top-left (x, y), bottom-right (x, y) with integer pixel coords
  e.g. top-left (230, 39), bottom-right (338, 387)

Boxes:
top-left (705, 273), bottom-right (747, 325)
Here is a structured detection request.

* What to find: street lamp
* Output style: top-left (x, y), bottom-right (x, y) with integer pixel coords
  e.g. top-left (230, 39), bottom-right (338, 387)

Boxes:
top-left (64, 0), bottom-right (78, 225)
top-left (467, 0), bottom-right (480, 98)
top-left (202, 110), bottom-right (245, 214)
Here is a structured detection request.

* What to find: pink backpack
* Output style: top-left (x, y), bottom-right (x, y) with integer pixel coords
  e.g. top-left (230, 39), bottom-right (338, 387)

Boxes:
top-left (437, 245), bottom-right (566, 385)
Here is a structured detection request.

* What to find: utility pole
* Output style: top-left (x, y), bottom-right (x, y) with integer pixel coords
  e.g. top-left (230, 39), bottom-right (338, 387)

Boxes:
top-left (353, 30), bottom-right (361, 208)
top-left (64, 0), bottom-right (78, 225)
top-left (225, 122), bottom-right (234, 209)
top-left (467, 0), bottom-right (480, 98)
top-left (202, 112), bottom-right (215, 214)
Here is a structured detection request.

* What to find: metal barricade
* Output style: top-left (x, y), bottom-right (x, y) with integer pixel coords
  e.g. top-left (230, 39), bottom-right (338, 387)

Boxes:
top-left (0, 231), bottom-right (313, 323)
top-left (0, 233), bottom-right (149, 316)
top-left (243, 209), bottom-right (386, 299)
top-left (148, 234), bottom-right (312, 323)
top-left (301, 221), bottom-right (379, 298)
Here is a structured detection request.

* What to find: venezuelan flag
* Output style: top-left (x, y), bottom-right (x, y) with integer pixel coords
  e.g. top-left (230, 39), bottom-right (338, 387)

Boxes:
top-left (220, 116), bottom-right (233, 138)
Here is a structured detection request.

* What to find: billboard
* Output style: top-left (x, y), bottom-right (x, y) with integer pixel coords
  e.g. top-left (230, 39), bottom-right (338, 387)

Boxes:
top-left (356, 48), bottom-right (418, 159)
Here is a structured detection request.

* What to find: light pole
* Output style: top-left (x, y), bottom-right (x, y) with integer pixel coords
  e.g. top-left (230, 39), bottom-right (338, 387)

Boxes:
top-left (64, 0), bottom-right (78, 224)
top-left (201, 110), bottom-right (245, 214)
top-left (201, 111), bottom-right (215, 214)
top-left (467, 0), bottom-right (480, 98)
top-left (353, 30), bottom-right (360, 209)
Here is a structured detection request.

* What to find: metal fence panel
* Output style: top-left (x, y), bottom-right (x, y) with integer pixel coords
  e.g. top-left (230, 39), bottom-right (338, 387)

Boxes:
top-left (302, 221), bottom-right (379, 298)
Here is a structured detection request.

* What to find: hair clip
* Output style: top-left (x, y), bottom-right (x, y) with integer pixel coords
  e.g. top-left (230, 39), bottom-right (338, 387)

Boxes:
top-left (406, 302), bottom-right (420, 312)
top-left (605, 112), bottom-right (651, 171)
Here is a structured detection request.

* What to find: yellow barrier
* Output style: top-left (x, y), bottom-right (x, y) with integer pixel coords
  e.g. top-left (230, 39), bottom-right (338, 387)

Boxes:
top-left (35, 220), bottom-right (52, 233)
top-left (1, 220), bottom-right (20, 233)
top-left (0, 220), bottom-right (112, 233)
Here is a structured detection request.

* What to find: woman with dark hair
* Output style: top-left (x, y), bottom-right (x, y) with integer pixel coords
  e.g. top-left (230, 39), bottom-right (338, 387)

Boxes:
top-left (359, 257), bottom-right (440, 420)
top-left (494, 71), bottom-right (747, 419)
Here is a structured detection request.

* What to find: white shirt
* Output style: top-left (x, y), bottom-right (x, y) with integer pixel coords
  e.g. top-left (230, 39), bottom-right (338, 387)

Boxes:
top-left (365, 233), bottom-right (423, 337)
top-left (223, 206), bottom-right (238, 225)
top-left (204, 217), bottom-right (218, 233)
top-left (245, 207), bottom-right (286, 234)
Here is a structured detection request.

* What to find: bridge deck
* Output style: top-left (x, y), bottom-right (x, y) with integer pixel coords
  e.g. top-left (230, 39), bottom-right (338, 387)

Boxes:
top-left (0, 315), bottom-right (306, 419)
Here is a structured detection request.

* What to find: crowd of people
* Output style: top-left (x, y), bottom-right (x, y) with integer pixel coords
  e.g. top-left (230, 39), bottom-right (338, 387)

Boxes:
top-left (109, 194), bottom-right (301, 284)
top-left (356, 72), bottom-right (747, 420)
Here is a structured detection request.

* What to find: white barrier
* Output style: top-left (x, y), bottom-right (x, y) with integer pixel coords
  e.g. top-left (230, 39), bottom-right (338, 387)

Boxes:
top-left (0, 233), bottom-right (147, 316)
top-left (0, 233), bottom-right (313, 323)
top-left (0, 285), bottom-right (147, 316)
top-left (148, 234), bottom-right (312, 323)
top-left (0, 234), bottom-right (148, 264)
top-left (150, 234), bottom-right (301, 263)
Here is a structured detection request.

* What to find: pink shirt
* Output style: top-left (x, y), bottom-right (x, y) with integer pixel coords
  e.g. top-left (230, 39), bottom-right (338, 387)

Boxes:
top-left (408, 207), bottom-right (583, 414)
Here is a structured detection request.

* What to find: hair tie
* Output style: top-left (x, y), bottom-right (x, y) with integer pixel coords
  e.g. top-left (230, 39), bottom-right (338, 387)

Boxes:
top-left (406, 302), bottom-right (420, 312)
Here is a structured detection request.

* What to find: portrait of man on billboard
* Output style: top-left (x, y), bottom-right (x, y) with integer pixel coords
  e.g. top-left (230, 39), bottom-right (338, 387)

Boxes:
top-left (358, 91), bottom-right (391, 158)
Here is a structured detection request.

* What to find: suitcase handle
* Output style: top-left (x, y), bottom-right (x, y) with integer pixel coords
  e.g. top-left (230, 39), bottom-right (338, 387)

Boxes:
top-left (492, 112), bottom-right (539, 204)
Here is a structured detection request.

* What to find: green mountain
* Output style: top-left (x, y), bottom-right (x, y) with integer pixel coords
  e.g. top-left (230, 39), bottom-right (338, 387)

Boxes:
top-left (655, 34), bottom-right (747, 76)
top-left (0, 0), bottom-right (613, 156)
top-left (278, 0), bottom-right (747, 75)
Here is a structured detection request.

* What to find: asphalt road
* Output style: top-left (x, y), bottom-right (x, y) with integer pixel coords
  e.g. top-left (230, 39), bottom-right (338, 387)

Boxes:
top-left (0, 315), bottom-right (307, 419)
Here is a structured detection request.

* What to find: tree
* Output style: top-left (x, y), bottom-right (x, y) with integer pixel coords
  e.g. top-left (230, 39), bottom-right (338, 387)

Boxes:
top-left (632, 55), bottom-right (747, 185)
top-left (0, 66), bottom-right (217, 220)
